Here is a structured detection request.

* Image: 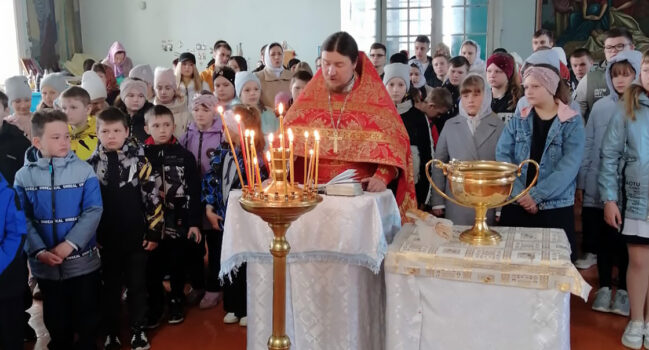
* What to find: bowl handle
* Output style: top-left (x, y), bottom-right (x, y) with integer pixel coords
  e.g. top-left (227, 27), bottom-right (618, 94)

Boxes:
top-left (425, 159), bottom-right (468, 208)
top-left (491, 159), bottom-right (540, 208)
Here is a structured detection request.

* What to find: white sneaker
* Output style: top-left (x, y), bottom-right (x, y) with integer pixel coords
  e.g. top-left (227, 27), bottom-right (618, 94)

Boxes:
top-left (591, 287), bottom-right (612, 313)
top-left (612, 290), bottom-right (631, 316)
top-left (622, 320), bottom-right (644, 349)
top-left (239, 316), bottom-right (247, 327)
top-left (224, 312), bottom-right (239, 324)
top-left (644, 323), bottom-right (649, 349)
top-left (575, 253), bottom-right (597, 269)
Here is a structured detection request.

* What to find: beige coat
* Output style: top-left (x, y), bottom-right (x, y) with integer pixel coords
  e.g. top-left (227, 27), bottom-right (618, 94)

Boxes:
top-left (255, 68), bottom-right (292, 109)
top-left (154, 96), bottom-right (192, 138)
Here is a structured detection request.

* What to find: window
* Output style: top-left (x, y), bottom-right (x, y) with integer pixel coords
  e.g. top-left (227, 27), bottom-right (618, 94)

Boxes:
top-left (0, 0), bottom-right (21, 83)
top-left (442, 0), bottom-right (488, 60)
top-left (385, 0), bottom-right (432, 56)
top-left (341, 0), bottom-right (379, 54)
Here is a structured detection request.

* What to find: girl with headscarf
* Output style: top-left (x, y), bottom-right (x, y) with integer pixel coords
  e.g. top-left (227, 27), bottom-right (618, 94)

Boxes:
top-left (254, 42), bottom-right (293, 109)
top-left (101, 41), bottom-right (134, 82)
top-left (460, 40), bottom-right (486, 76)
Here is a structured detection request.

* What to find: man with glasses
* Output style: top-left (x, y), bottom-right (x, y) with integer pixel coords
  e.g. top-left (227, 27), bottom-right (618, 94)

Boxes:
top-left (574, 27), bottom-right (635, 123)
top-left (369, 42), bottom-right (387, 78)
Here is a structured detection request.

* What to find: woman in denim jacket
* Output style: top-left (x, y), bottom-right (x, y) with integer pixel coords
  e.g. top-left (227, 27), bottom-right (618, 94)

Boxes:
top-left (496, 49), bottom-right (585, 261)
top-left (599, 50), bottom-right (649, 348)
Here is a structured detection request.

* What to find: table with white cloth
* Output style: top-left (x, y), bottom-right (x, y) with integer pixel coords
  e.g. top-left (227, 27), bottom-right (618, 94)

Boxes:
top-left (220, 190), bottom-right (401, 350)
top-left (385, 223), bottom-right (591, 350)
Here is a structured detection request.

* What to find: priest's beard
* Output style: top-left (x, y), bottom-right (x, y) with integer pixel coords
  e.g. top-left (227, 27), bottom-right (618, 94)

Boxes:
top-left (325, 74), bottom-right (356, 94)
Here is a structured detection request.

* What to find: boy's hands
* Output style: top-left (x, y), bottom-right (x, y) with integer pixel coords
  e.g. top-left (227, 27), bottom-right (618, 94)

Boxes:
top-left (51, 241), bottom-right (75, 259)
top-left (188, 227), bottom-right (202, 243)
top-left (37, 251), bottom-right (63, 266)
top-left (142, 240), bottom-right (158, 251)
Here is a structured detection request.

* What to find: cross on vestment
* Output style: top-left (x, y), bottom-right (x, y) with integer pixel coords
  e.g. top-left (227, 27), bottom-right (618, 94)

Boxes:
top-left (329, 130), bottom-right (343, 154)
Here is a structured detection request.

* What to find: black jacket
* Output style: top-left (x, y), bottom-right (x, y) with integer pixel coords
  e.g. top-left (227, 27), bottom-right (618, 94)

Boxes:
top-left (411, 55), bottom-right (436, 87)
top-left (435, 81), bottom-right (460, 133)
top-left (0, 122), bottom-right (30, 185)
top-left (144, 139), bottom-right (202, 239)
top-left (399, 104), bottom-right (433, 205)
top-left (116, 100), bottom-right (154, 144)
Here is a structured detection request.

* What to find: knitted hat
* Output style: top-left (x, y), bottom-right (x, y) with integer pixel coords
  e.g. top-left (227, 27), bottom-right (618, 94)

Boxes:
top-left (192, 93), bottom-right (218, 111)
top-left (524, 49), bottom-right (561, 73)
top-left (81, 71), bottom-right (107, 100)
top-left (129, 64), bottom-right (154, 86)
top-left (383, 63), bottom-right (411, 90)
top-left (178, 52), bottom-right (196, 65)
top-left (486, 53), bottom-right (515, 79)
top-left (234, 71), bottom-right (261, 98)
top-left (40, 73), bottom-right (68, 93)
top-left (523, 66), bottom-right (560, 95)
top-left (4, 76), bottom-right (31, 103)
top-left (154, 67), bottom-right (176, 88)
top-left (212, 66), bottom-right (236, 85)
top-left (120, 78), bottom-right (148, 100)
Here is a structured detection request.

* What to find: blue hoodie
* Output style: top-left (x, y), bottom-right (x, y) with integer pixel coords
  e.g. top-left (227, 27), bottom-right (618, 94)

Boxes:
top-left (0, 173), bottom-right (26, 276)
top-left (578, 50), bottom-right (642, 208)
top-left (14, 147), bottom-right (103, 280)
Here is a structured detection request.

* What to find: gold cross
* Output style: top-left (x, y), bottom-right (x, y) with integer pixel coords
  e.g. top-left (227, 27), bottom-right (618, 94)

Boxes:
top-left (329, 130), bottom-right (343, 154)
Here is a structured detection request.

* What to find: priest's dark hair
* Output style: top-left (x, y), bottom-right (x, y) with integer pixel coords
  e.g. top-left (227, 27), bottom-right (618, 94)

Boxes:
top-left (322, 31), bottom-right (359, 64)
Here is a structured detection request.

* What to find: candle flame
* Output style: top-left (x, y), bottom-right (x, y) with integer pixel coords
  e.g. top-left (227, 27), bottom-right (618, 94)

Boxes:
top-left (244, 129), bottom-right (250, 137)
top-left (250, 130), bottom-right (255, 138)
top-left (217, 106), bottom-right (224, 114)
top-left (288, 129), bottom-right (294, 142)
top-left (266, 151), bottom-right (271, 161)
top-left (314, 130), bottom-right (320, 141)
top-left (268, 133), bottom-right (274, 142)
top-left (278, 103), bottom-right (284, 115)
top-left (304, 131), bottom-right (309, 138)
top-left (253, 157), bottom-right (258, 164)
top-left (235, 114), bottom-right (241, 122)
top-left (309, 149), bottom-right (314, 155)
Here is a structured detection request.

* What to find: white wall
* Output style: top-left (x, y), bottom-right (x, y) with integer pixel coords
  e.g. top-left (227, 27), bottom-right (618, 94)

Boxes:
top-left (493, 0), bottom-right (537, 60)
top-left (79, 0), bottom-right (341, 71)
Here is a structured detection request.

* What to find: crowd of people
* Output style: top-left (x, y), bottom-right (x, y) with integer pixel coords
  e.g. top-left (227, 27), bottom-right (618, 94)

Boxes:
top-left (0, 25), bottom-right (648, 349)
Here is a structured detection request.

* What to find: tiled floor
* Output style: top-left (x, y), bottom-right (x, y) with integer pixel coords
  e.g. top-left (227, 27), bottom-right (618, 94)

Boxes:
top-left (23, 265), bottom-right (630, 350)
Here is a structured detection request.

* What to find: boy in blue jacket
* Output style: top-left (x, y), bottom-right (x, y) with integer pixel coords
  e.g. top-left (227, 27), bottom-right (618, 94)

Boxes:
top-left (14, 110), bottom-right (103, 350)
top-left (0, 173), bottom-right (28, 350)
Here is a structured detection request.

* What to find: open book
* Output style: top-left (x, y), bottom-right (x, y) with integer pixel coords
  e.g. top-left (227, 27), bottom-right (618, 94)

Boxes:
top-left (319, 169), bottom-right (363, 196)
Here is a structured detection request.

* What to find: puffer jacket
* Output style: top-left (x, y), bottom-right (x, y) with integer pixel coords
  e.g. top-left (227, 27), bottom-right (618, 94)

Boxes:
top-left (0, 173), bottom-right (27, 298)
top-left (599, 92), bottom-right (649, 221)
top-left (14, 148), bottom-right (103, 280)
top-left (578, 50), bottom-right (642, 208)
top-left (180, 120), bottom-right (224, 176)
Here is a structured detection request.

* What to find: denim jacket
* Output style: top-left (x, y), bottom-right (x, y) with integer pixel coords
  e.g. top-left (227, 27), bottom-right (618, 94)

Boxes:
top-left (496, 105), bottom-right (585, 210)
top-left (599, 92), bottom-right (649, 221)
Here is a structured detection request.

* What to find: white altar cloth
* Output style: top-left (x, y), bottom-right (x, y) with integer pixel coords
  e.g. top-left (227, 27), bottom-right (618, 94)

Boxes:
top-left (221, 190), bottom-right (401, 350)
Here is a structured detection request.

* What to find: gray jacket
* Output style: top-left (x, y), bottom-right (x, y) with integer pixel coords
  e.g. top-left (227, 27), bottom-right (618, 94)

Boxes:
top-left (578, 51), bottom-right (642, 208)
top-left (432, 112), bottom-right (504, 225)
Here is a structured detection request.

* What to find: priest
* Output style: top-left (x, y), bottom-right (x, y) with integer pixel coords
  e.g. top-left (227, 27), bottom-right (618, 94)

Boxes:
top-left (284, 31), bottom-right (416, 222)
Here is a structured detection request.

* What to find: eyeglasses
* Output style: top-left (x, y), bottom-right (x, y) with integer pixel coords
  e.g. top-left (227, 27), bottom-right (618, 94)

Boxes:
top-left (604, 43), bottom-right (630, 52)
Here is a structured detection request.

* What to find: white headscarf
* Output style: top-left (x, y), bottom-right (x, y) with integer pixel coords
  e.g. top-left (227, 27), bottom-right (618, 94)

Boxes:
top-left (264, 43), bottom-right (285, 78)
top-left (408, 59), bottom-right (426, 89)
top-left (458, 73), bottom-right (493, 135)
top-left (461, 39), bottom-right (486, 75)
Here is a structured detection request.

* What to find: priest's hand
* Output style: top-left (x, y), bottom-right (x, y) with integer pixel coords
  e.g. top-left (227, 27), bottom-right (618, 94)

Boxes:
top-left (361, 176), bottom-right (387, 192)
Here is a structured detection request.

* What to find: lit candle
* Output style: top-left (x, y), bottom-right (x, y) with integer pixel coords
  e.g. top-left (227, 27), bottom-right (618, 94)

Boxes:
top-left (288, 129), bottom-right (294, 187)
top-left (266, 151), bottom-right (273, 180)
top-left (236, 115), bottom-right (251, 190)
top-left (303, 131), bottom-right (309, 186)
top-left (268, 133), bottom-right (275, 154)
top-left (250, 130), bottom-right (260, 187)
top-left (307, 149), bottom-right (315, 188)
top-left (253, 157), bottom-right (262, 192)
top-left (314, 130), bottom-right (320, 191)
top-left (217, 108), bottom-right (245, 189)
top-left (279, 134), bottom-right (287, 192)
top-left (244, 130), bottom-right (253, 191)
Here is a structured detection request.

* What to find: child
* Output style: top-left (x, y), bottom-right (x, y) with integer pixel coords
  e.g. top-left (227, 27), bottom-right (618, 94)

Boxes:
top-left (81, 71), bottom-right (109, 116)
top-left (431, 53), bottom-right (449, 87)
top-left (14, 109), bottom-right (103, 350)
top-left (176, 52), bottom-right (210, 104)
top-left (578, 50), bottom-right (640, 317)
top-left (129, 64), bottom-right (155, 101)
top-left (200, 41), bottom-right (232, 91)
top-left (116, 78), bottom-right (154, 143)
top-left (496, 49), bottom-right (584, 261)
top-left (143, 105), bottom-right (202, 326)
top-left (180, 93), bottom-right (225, 309)
top-left (423, 87), bottom-right (453, 148)
top-left (289, 70), bottom-right (313, 108)
top-left (3, 76), bottom-right (33, 139)
top-left (599, 49), bottom-right (649, 349)
top-left (0, 173), bottom-right (27, 350)
top-left (460, 39), bottom-right (486, 75)
top-left (432, 74), bottom-right (504, 225)
top-left (91, 63), bottom-right (120, 105)
top-left (409, 59), bottom-right (433, 100)
top-left (234, 71), bottom-right (279, 136)
top-left (228, 56), bottom-right (248, 73)
top-left (0, 90), bottom-right (31, 184)
top-left (213, 66), bottom-right (237, 108)
top-left (60, 86), bottom-right (98, 160)
top-left (384, 63), bottom-right (433, 206)
top-left (102, 41), bottom-right (133, 82)
top-left (87, 107), bottom-right (163, 350)
top-left (437, 56), bottom-right (470, 133)
top-left (38, 73), bottom-right (67, 110)
top-left (255, 42), bottom-right (293, 109)
top-left (202, 104), bottom-right (267, 326)
top-left (486, 52), bottom-right (522, 124)
top-left (154, 66), bottom-right (191, 137)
